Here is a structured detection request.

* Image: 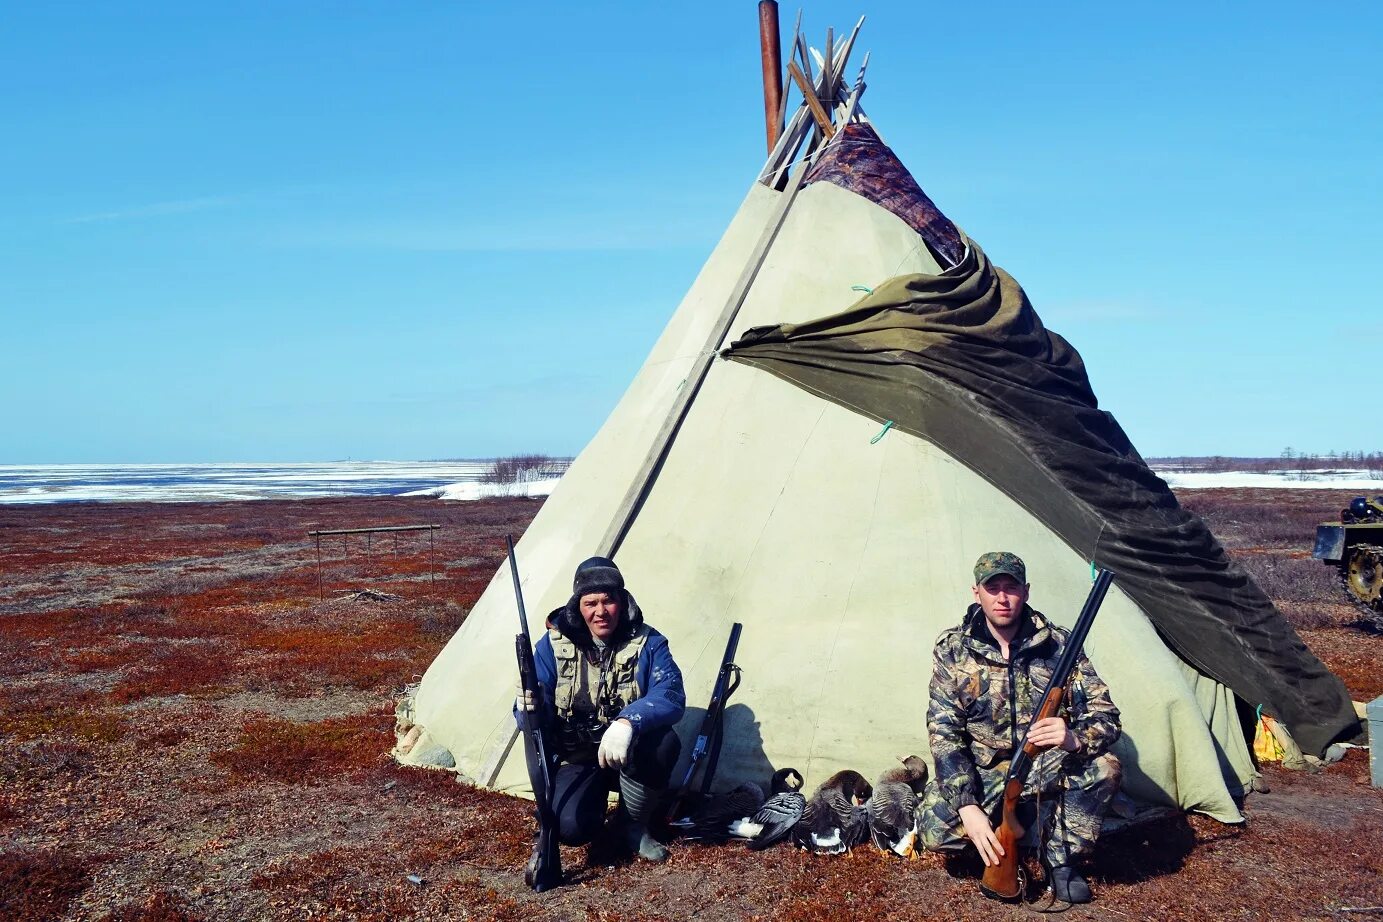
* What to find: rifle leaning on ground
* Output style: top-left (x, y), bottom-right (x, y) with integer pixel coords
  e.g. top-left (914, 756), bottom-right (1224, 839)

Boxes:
top-left (980, 568), bottom-right (1115, 902)
top-left (507, 535), bottom-right (562, 892)
top-left (667, 622), bottom-right (744, 825)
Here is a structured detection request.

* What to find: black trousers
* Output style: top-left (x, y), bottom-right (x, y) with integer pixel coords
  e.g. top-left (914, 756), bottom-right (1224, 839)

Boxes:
top-left (549, 725), bottom-right (681, 847)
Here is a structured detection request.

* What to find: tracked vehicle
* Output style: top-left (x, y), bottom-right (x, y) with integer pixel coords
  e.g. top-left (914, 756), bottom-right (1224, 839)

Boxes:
top-left (1313, 495), bottom-right (1383, 627)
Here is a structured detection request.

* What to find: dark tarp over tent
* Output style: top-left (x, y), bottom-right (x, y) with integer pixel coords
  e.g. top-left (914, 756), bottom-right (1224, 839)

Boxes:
top-left (726, 129), bottom-right (1359, 756)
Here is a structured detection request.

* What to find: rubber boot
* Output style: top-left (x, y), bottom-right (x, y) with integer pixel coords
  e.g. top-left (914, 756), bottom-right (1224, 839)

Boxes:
top-left (1048, 865), bottom-right (1092, 904)
top-left (618, 774), bottom-right (670, 862)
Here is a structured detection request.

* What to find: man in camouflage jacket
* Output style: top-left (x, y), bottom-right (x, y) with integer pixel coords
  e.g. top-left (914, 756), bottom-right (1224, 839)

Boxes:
top-left (918, 552), bottom-right (1122, 904)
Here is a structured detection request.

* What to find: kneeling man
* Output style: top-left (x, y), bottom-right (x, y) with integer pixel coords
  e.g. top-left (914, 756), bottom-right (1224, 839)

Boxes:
top-left (517, 556), bottom-right (685, 863)
top-left (919, 552), bottom-right (1122, 904)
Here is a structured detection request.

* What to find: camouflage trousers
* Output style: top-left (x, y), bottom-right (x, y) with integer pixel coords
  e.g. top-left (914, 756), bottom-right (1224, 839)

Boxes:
top-left (917, 751), bottom-right (1121, 867)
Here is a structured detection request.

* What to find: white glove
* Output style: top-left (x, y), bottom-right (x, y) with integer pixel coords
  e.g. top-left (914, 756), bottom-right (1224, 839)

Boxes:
top-left (515, 685), bottom-right (536, 713)
top-left (597, 719), bottom-right (634, 770)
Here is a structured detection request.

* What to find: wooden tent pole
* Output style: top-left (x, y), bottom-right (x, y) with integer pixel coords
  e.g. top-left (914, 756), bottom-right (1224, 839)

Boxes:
top-left (596, 157), bottom-right (814, 560)
top-left (787, 60), bottom-right (835, 139)
top-left (759, 1), bottom-right (783, 153)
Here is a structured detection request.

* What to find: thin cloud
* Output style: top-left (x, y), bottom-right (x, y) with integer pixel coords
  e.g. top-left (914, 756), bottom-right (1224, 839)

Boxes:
top-left (62, 195), bottom-right (238, 225)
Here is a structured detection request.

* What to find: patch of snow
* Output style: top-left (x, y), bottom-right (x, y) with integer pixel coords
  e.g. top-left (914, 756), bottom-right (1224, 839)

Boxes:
top-left (1154, 469), bottom-right (1383, 490)
top-left (0, 460), bottom-right (495, 504)
top-left (405, 477), bottom-right (561, 501)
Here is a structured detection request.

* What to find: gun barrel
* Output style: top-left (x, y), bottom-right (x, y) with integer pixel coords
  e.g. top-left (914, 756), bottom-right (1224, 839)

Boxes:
top-left (667, 622), bottom-right (745, 819)
top-left (1053, 568), bottom-right (1113, 679)
top-left (1004, 569), bottom-right (1115, 787)
top-left (722, 622), bottom-right (743, 668)
top-left (507, 535), bottom-right (532, 640)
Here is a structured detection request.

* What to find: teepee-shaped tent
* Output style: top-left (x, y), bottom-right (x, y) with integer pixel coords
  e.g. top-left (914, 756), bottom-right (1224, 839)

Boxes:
top-left (400, 15), bottom-right (1358, 824)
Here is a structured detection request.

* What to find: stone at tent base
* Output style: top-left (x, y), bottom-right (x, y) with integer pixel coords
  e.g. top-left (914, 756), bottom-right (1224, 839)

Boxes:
top-left (394, 726), bottom-right (456, 770)
top-left (392, 682), bottom-right (459, 770)
top-left (396, 724), bottom-right (422, 755)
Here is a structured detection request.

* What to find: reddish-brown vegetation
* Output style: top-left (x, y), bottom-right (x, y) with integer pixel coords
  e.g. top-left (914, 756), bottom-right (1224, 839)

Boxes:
top-left (212, 712), bottom-right (394, 784)
top-left (0, 688), bottom-right (126, 743)
top-left (0, 491), bottom-right (1378, 921)
top-left (0, 850), bottom-right (99, 922)
top-left (97, 891), bottom-right (203, 922)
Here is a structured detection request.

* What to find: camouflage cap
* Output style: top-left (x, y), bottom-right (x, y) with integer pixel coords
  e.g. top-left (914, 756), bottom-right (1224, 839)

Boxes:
top-left (973, 551), bottom-right (1026, 586)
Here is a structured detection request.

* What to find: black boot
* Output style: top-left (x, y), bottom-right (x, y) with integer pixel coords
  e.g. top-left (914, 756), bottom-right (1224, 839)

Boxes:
top-left (523, 847), bottom-right (541, 888)
top-left (1048, 865), bottom-right (1092, 904)
top-left (618, 774), bottom-right (670, 862)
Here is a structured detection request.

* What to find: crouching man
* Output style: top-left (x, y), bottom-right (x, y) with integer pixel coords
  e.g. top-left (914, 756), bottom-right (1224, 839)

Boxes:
top-left (918, 552), bottom-right (1123, 904)
top-left (516, 556), bottom-right (685, 864)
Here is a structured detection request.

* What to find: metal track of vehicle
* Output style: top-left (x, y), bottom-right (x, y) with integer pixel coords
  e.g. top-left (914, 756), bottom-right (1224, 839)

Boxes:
top-left (1340, 542), bottom-right (1383, 629)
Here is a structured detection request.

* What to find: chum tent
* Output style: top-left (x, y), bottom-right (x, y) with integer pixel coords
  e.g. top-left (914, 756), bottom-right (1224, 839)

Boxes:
top-left (397, 16), bottom-right (1359, 824)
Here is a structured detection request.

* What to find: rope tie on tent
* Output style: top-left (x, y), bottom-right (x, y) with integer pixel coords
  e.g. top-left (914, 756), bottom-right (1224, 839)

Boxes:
top-left (869, 420), bottom-right (894, 444)
top-left (1089, 523), bottom-right (1108, 583)
top-left (758, 136), bottom-right (878, 184)
top-left (851, 284), bottom-right (874, 294)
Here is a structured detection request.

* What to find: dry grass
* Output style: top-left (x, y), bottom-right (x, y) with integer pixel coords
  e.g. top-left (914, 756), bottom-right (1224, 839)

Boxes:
top-left (1181, 488), bottom-right (1376, 631)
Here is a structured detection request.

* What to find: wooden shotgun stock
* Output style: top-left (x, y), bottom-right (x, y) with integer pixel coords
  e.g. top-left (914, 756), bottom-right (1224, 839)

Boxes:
top-left (981, 687), bottom-right (1065, 899)
top-left (979, 569), bottom-right (1113, 902)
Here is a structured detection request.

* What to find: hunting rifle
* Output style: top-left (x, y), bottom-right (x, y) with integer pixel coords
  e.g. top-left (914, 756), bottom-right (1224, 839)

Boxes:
top-left (667, 622), bottom-right (743, 824)
top-left (980, 568), bottom-right (1115, 902)
top-left (507, 535), bottom-right (562, 892)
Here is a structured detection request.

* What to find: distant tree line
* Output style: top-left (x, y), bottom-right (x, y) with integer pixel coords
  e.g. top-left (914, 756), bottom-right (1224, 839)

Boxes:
top-left (1150, 450), bottom-right (1383, 478)
top-left (482, 454), bottom-right (571, 485)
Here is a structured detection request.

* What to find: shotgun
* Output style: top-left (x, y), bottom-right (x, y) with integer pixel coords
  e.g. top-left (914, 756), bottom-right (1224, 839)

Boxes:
top-left (980, 569), bottom-right (1114, 902)
top-left (667, 622), bottom-right (744, 824)
top-left (508, 535), bottom-right (562, 892)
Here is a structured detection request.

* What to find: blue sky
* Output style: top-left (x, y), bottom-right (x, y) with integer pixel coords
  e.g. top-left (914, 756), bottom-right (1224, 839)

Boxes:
top-left (2, 1), bottom-right (1378, 463)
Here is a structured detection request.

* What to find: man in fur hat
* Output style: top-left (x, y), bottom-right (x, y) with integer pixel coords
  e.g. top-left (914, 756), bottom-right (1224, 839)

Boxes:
top-left (516, 556), bottom-right (686, 862)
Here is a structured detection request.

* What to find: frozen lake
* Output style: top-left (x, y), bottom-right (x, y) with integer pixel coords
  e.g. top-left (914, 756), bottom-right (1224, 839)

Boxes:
top-left (1, 461), bottom-right (1376, 505)
top-left (0, 461), bottom-right (513, 504)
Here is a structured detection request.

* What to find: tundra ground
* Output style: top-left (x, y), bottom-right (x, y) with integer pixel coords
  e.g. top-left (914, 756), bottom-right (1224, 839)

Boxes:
top-left (1, 491), bottom-right (1380, 921)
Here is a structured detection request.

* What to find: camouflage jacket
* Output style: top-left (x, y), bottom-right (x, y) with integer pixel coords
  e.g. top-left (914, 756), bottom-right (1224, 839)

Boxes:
top-left (927, 603), bottom-right (1121, 811)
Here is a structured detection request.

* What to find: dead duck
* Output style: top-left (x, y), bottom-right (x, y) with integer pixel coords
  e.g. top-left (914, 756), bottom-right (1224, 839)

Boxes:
top-left (668, 781), bottom-right (766, 842)
top-left (743, 768), bottom-right (806, 851)
top-left (791, 769), bottom-right (873, 855)
top-left (867, 755), bottom-right (929, 858)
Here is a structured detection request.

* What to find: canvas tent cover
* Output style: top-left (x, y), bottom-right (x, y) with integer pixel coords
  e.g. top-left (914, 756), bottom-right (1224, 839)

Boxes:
top-left (405, 113), bottom-right (1357, 828)
top-left (727, 126), bottom-right (1359, 759)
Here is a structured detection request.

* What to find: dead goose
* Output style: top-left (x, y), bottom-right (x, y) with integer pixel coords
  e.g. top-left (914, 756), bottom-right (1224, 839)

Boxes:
top-left (791, 769), bottom-right (873, 855)
top-left (668, 781), bottom-right (766, 842)
top-left (743, 768), bottom-right (806, 851)
top-left (867, 755), bottom-right (929, 858)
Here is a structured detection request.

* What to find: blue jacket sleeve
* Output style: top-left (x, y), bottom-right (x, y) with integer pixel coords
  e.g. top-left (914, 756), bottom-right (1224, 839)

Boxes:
top-left (513, 632), bottom-right (558, 731)
top-left (619, 629), bottom-right (686, 736)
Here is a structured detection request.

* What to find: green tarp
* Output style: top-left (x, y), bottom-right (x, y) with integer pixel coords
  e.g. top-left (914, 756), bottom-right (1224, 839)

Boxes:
top-left (725, 242), bottom-right (1360, 757)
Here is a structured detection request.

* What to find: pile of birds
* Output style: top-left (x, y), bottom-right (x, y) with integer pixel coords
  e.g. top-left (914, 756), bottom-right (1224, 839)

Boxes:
top-left (668, 755), bottom-right (930, 857)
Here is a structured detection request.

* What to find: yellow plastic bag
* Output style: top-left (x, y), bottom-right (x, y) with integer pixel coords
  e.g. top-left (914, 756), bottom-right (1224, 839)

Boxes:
top-left (1253, 705), bottom-right (1286, 763)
